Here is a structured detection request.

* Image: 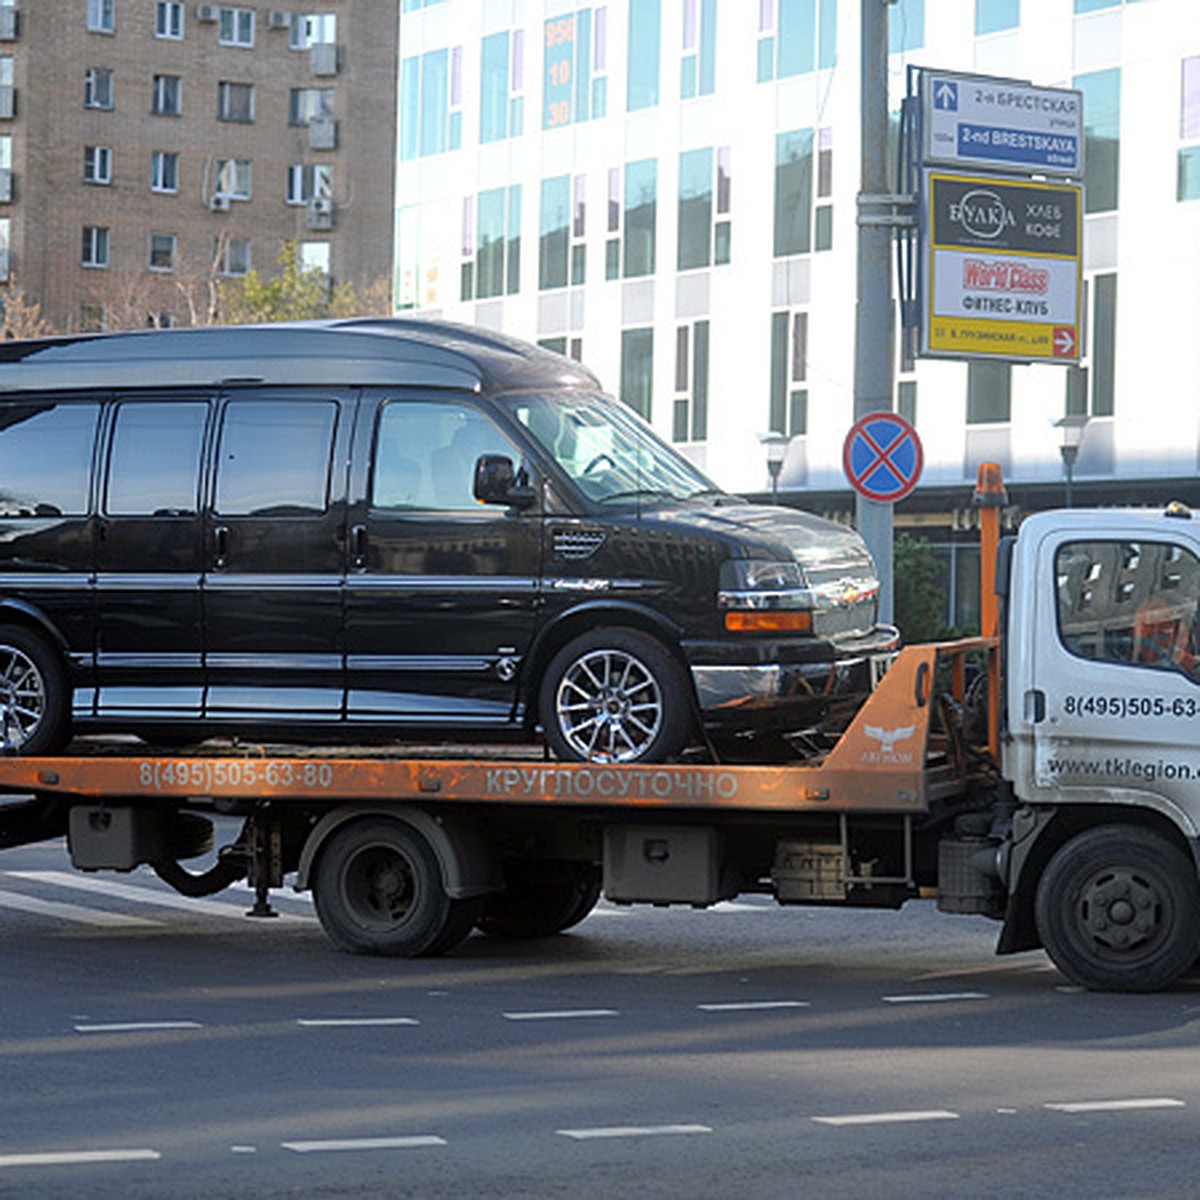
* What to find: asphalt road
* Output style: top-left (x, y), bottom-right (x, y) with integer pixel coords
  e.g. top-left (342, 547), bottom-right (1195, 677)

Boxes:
top-left (3, 833), bottom-right (1200, 1199)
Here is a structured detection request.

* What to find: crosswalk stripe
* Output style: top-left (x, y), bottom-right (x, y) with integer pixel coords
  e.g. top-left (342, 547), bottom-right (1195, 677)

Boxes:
top-left (0, 887), bottom-right (160, 928)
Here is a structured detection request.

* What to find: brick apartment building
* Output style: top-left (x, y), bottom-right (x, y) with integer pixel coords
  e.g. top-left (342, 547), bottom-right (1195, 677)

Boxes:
top-left (0, 0), bottom-right (398, 331)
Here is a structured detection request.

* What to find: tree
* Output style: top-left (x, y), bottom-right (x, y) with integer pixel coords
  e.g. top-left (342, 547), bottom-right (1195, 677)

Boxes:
top-left (893, 534), bottom-right (960, 644)
top-left (217, 240), bottom-right (390, 325)
top-left (0, 279), bottom-right (55, 340)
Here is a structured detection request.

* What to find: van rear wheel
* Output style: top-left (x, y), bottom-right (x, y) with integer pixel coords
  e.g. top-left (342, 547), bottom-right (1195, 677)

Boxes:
top-left (540, 629), bottom-right (692, 764)
top-left (0, 625), bottom-right (68, 755)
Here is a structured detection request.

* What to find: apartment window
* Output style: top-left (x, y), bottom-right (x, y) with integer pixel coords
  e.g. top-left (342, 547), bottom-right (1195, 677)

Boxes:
top-left (400, 46), bottom-right (464, 159)
top-left (480, 29), bottom-right (525, 143)
top-left (152, 74), bottom-right (181, 116)
top-left (966, 362), bottom-right (1011, 424)
top-left (678, 147), bottom-right (731, 270)
top-left (611, 159), bottom-right (656, 279)
top-left (148, 233), bottom-right (176, 272)
top-left (289, 87), bottom-right (333, 125)
top-left (769, 311), bottom-right (808, 436)
top-left (1075, 68), bottom-right (1120, 214)
top-left (620, 328), bottom-right (654, 419)
top-left (402, 0), bottom-right (449, 9)
top-left (758, 0), bottom-right (836, 81)
top-left (673, 319), bottom-right (709, 442)
top-left (627, 0), bottom-right (660, 111)
top-left (540, 175), bottom-right (570, 289)
top-left (1179, 57), bottom-right (1200, 201)
top-left (84, 146), bottom-right (112, 185)
top-left (888, 0), bottom-right (925, 53)
top-left (815, 127), bottom-right (833, 251)
top-left (214, 158), bottom-right (251, 200)
top-left (681, 0), bottom-right (716, 98)
top-left (290, 12), bottom-right (337, 49)
top-left (82, 226), bottom-right (110, 268)
top-left (461, 185), bottom-right (521, 300)
top-left (218, 7), bottom-right (254, 47)
top-left (218, 81), bottom-right (254, 123)
top-left (85, 67), bottom-right (114, 110)
top-left (155, 1), bottom-right (183, 38)
top-left (286, 163), bottom-right (331, 204)
top-left (220, 237), bottom-right (251, 276)
top-left (87, 0), bottom-right (114, 33)
top-left (975, 0), bottom-right (1019, 35)
top-left (774, 128), bottom-right (813, 257)
top-left (151, 150), bottom-right (179, 193)
top-left (297, 241), bottom-right (330, 275)
top-left (543, 7), bottom-right (608, 129)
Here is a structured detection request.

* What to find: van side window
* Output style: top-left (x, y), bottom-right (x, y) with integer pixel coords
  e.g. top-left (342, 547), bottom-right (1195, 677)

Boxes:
top-left (0, 402), bottom-right (99, 517)
top-left (215, 399), bottom-right (337, 516)
top-left (373, 400), bottom-right (517, 511)
top-left (1056, 539), bottom-right (1200, 678)
top-left (106, 401), bottom-right (208, 516)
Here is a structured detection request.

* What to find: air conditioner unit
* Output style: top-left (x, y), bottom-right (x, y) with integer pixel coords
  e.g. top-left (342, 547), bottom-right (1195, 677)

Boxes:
top-left (0, 8), bottom-right (19, 41)
top-left (267, 9), bottom-right (290, 29)
top-left (196, 4), bottom-right (217, 22)
top-left (209, 193), bottom-right (231, 212)
top-left (308, 117), bottom-right (337, 150)
top-left (306, 195), bottom-right (334, 230)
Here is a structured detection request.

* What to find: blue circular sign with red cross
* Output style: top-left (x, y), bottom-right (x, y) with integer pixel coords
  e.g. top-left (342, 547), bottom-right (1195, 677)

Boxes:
top-left (842, 412), bottom-right (924, 503)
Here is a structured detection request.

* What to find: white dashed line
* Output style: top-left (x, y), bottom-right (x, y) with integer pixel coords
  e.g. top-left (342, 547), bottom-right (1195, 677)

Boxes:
top-left (1045, 1098), bottom-right (1186, 1114)
top-left (881, 992), bottom-right (988, 1004)
top-left (697, 1001), bottom-right (810, 1012)
top-left (296, 1018), bottom-right (419, 1028)
top-left (503, 1009), bottom-right (618, 1021)
top-left (0, 1149), bottom-right (162, 1169)
top-left (282, 1136), bottom-right (446, 1153)
top-left (557, 1124), bottom-right (713, 1140)
top-left (74, 1021), bottom-right (202, 1033)
top-left (813, 1110), bottom-right (960, 1127)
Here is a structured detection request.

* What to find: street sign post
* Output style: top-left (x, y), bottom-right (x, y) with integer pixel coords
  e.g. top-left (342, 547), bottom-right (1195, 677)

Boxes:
top-left (843, 412), bottom-right (924, 504)
top-left (922, 71), bottom-right (1083, 178)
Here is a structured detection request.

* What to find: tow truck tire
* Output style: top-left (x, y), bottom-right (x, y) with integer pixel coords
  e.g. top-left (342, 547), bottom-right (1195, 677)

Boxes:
top-left (1035, 824), bottom-right (1200, 992)
top-left (0, 625), bottom-right (68, 755)
top-left (312, 817), bottom-right (476, 957)
top-left (540, 628), bottom-right (692, 764)
top-left (476, 861), bottom-right (602, 939)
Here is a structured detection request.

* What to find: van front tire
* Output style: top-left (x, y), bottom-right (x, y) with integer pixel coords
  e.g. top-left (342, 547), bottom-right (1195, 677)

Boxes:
top-left (0, 625), bottom-right (68, 755)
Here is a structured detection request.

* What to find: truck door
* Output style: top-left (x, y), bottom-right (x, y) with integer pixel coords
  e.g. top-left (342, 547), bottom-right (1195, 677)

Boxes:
top-left (203, 391), bottom-right (351, 723)
top-left (1015, 522), bottom-right (1200, 807)
top-left (344, 395), bottom-right (541, 728)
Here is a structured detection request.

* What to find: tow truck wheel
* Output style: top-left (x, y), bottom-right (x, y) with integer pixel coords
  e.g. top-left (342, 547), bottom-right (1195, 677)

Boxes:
top-left (312, 818), bottom-right (477, 957)
top-left (0, 625), bottom-right (68, 755)
top-left (1035, 824), bottom-right (1200, 992)
top-left (540, 628), bottom-right (692, 764)
top-left (476, 861), bottom-right (601, 939)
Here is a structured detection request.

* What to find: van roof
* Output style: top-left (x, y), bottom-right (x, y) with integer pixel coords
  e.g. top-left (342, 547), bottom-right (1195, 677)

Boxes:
top-left (0, 317), bottom-right (602, 395)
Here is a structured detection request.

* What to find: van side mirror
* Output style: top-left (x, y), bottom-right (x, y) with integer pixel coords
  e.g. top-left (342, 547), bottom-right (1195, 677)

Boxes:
top-left (473, 454), bottom-right (537, 509)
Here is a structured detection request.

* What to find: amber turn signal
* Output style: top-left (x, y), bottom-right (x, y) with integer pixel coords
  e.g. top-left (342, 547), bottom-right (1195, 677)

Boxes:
top-left (723, 610), bottom-right (812, 633)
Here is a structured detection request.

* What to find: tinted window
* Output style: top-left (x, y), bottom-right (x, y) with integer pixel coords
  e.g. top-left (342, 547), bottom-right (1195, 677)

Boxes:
top-left (373, 400), bottom-right (516, 511)
top-left (106, 401), bottom-right (208, 516)
top-left (215, 399), bottom-right (336, 516)
top-left (0, 402), bottom-right (99, 517)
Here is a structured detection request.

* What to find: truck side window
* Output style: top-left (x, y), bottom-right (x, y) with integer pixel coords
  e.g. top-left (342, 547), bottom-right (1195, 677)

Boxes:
top-left (215, 399), bottom-right (337, 516)
top-left (1056, 539), bottom-right (1200, 678)
top-left (0, 402), bottom-right (99, 517)
top-left (372, 400), bottom-right (517, 512)
top-left (106, 401), bottom-right (208, 516)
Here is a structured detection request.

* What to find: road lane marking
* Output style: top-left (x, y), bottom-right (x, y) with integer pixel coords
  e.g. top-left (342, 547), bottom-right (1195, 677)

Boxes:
top-left (503, 1009), bottom-right (618, 1021)
top-left (697, 1001), bottom-right (810, 1012)
top-left (282, 1137), bottom-right (446, 1153)
top-left (557, 1125), bottom-right (712, 1140)
top-left (881, 992), bottom-right (988, 1004)
top-left (296, 1018), bottom-right (419, 1028)
top-left (0, 888), bottom-right (160, 928)
top-left (74, 1021), bottom-right (202, 1033)
top-left (1045, 1099), bottom-right (1185, 1114)
top-left (7, 870), bottom-right (315, 921)
top-left (0, 1149), bottom-right (161, 1168)
top-left (813, 1110), bottom-right (960, 1126)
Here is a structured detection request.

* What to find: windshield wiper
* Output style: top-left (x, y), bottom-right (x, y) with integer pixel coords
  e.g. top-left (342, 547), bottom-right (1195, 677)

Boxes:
top-left (597, 488), bottom-right (679, 504)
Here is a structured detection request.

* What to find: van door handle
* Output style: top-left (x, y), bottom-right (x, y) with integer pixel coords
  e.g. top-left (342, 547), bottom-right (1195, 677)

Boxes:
top-left (213, 525), bottom-right (229, 569)
top-left (350, 524), bottom-right (367, 567)
top-left (1024, 689), bottom-right (1046, 724)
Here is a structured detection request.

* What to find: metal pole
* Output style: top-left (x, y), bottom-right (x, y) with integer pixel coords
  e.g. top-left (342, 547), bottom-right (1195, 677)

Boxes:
top-left (854, 0), bottom-right (895, 623)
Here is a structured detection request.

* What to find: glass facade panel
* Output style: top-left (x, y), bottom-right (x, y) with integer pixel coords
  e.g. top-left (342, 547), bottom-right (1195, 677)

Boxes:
top-left (677, 148), bottom-right (712, 270)
top-left (888, 0), bottom-right (924, 53)
top-left (480, 32), bottom-right (509, 143)
top-left (777, 0), bottom-right (815, 78)
top-left (1092, 273), bottom-right (1117, 417)
top-left (976, 0), bottom-right (1019, 35)
top-left (1076, 68), bottom-right (1120, 214)
top-left (540, 175), bottom-right (570, 289)
top-left (774, 129), bottom-right (813, 257)
top-left (623, 159), bottom-right (657, 278)
top-left (966, 362), bottom-right (1011, 424)
top-left (620, 328), bottom-right (654, 418)
top-left (627, 0), bottom-right (660, 111)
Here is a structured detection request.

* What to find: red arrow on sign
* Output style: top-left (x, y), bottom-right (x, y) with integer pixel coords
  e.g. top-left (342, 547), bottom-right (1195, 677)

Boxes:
top-left (1053, 327), bottom-right (1076, 357)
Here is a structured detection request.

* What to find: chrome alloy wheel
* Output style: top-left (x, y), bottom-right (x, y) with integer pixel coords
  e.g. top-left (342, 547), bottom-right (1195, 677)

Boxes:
top-left (554, 646), bottom-right (665, 763)
top-left (0, 642), bottom-right (47, 751)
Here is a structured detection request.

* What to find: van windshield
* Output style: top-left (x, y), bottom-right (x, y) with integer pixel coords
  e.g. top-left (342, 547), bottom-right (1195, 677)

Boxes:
top-left (504, 392), bottom-right (718, 503)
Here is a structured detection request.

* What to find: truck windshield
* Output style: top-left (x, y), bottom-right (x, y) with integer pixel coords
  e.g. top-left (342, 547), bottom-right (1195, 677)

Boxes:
top-left (503, 392), bottom-right (718, 503)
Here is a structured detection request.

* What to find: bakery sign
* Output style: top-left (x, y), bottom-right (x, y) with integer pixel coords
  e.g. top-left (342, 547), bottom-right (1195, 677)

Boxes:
top-left (921, 172), bottom-right (1083, 363)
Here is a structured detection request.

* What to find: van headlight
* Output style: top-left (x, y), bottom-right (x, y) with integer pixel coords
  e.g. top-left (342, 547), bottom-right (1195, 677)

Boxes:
top-left (718, 560), bottom-right (814, 633)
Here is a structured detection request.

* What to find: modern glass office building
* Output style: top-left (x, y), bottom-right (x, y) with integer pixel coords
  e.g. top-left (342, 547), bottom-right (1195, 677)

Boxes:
top-left (395, 0), bottom-right (1200, 624)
